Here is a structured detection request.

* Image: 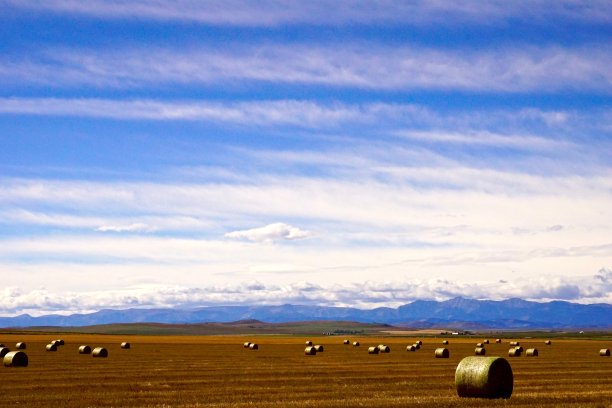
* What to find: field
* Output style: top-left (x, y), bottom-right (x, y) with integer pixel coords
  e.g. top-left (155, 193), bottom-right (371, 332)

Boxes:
top-left (1, 333), bottom-right (611, 407)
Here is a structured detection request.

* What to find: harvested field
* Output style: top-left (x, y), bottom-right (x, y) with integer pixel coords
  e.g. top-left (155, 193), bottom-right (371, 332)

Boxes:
top-left (0, 333), bottom-right (610, 407)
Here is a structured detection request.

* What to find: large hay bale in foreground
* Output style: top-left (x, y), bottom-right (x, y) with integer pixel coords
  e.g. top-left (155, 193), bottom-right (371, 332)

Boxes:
top-left (378, 344), bottom-right (390, 353)
top-left (46, 344), bottom-right (57, 352)
top-left (508, 348), bottom-right (521, 357)
top-left (304, 346), bottom-right (317, 355)
top-left (3, 351), bottom-right (28, 367)
top-left (120, 342), bottom-right (130, 349)
top-left (406, 345), bottom-right (416, 352)
top-left (249, 343), bottom-right (258, 350)
top-left (314, 345), bottom-right (324, 352)
top-left (352, 341), bottom-right (360, 347)
top-left (475, 347), bottom-right (486, 356)
top-left (455, 356), bottom-right (513, 399)
top-left (92, 347), bottom-right (108, 358)
top-left (78, 345), bottom-right (91, 354)
top-left (15, 342), bottom-right (26, 350)
top-left (526, 348), bottom-right (538, 357)
top-left (343, 339), bottom-right (350, 345)
top-left (368, 346), bottom-right (379, 354)
top-left (545, 340), bottom-right (551, 345)
top-left (0, 347), bottom-right (9, 358)
top-left (600, 349), bottom-right (610, 357)
top-left (305, 340), bottom-right (312, 346)
top-left (435, 348), bottom-right (449, 358)
top-left (442, 340), bottom-right (449, 345)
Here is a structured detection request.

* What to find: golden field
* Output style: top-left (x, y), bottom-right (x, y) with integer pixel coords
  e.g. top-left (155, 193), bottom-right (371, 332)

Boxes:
top-left (1, 333), bottom-right (611, 407)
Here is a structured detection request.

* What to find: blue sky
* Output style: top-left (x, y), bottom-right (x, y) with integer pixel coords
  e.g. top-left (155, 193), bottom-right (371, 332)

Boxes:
top-left (1, 1), bottom-right (611, 315)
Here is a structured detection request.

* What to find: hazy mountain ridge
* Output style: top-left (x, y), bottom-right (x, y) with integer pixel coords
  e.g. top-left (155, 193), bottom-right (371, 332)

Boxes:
top-left (1, 297), bottom-right (610, 329)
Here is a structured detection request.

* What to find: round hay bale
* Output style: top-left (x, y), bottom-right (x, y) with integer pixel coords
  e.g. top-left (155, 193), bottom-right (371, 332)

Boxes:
top-left (406, 345), bottom-right (416, 352)
top-left (0, 343), bottom-right (4, 347)
top-left (475, 347), bottom-right (486, 356)
top-left (51, 340), bottom-right (61, 347)
top-left (3, 351), bottom-right (28, 367)
top-left (455, 356), bottom-right (513, 399)
top-left (352, 341), bottom-right (360, 347)
top-left (600, 349), bottom-right (610, 357)
top-left (368, 346), bottom-right (379, 354)
top-left (243, 342), bottom-right (251, 348)
top-left (416, 340), bottom-right (423, 345)
top-left (57, 339), bottom-right (64, 346)
top-left (495, 339), bottom-right (502, 343)
top-left (476, 343), bottom-right (484, 347)
top-left (378, 344), bottom-right (390, 353)
top-left (249, 343), bottom-right (258, 350)
top-left (314, 345), bottom-right (324, 352)
top-left (92, 347), bottom-right (108, 358)
top-left (15, 342), bottom-right (26, 350)
top-left (514, 346), bottom-right (523, 352)
top-left (525, 348), bottom-right (538, 357)
top-left (508, 348), bottom-right (521, 357)
top-left (0, 347), bottom-right (10, 358)
top-left (46, 343), bottom-right (57, 352)
top-left (442, 340), bottom-right (449, 345)
top-left (435, 348), bottom-right (450, 358)
top-left (304, 346), bottom-right (317, 355)
top-left (509, 341), bottom-right (519, 346)
top-left (305, 340), bottom-right (312, 346)
top-left (483, 339), bottom-right (490, 344)
top-left (78, 345), bottom-right (91, 354)
top-left (413, 343), bottom-right (420, 350)
top-left (544, 340), bottom-right (551, 345)
top-left (343, 339), bottom-right (350, 345)
top-left (120, 342), bottom-right (130, 349)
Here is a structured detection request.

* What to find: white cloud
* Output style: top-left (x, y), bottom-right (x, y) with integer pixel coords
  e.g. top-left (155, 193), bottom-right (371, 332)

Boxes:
top-left (225, 223), bottom-right (312, 243)
top-left (2, 43), bottom-right (610, 92)
top-left (96, 223), bottom-right (154, 233)
top-left (3, 0), bottom-right (611, 26)
top-left (1, 269), bottom-right (610, 316)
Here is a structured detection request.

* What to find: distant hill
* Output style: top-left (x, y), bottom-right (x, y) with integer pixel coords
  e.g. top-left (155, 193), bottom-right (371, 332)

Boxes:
top-left (0, 297), bottom-right (610, 329)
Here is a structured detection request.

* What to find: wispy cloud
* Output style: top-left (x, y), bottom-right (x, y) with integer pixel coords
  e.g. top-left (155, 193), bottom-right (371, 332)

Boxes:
top-left (2, 44), bottom-right (610, 92)
top-left (225, 223), bottom-right (312, 243)
top-left (3, 0), bottom-right (611, 26)
top-left (96, 223), bottom-right (154, 233)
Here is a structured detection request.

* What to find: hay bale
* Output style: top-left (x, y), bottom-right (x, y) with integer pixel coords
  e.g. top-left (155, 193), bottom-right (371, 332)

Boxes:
top-left (406, 345), bottom-right (416, 352)
top-left (15, 342), bottom-right (26, 350)
top-left (46, 343), bottom-right (57, 352)
top-left (3, 351), bottom-right (28, 367)
top-left (343, 339), bottom-right (350, 345)
top-left (496, 339), bottom-right (502, 343)
top-left (508, 348), bottom-right (521, 357)
top-left (442, 340), bottom-right (449, 345)
top-left (56, 339), bottom-right (64, 346)
top-left (413, 343), bottom-right (420, 350)
top-left (120, 342), bottom-right (130, 349)
top-left (314, 345), bottom-right (324, 352)
top-left (249, 343), bottom-right (258, 350)
top-left (0, 347), bottom-right (9, 358)
top-left (51, 340), bottom-right (61, 347)
top-left (78, 345), bottom-right (91, 354)
top-left (509, 341), bottom-right (519, 346)
top-left (525, 348), bottom-right (538, 357)
top-left (352, 341), bottom-right (360, 347)
top-left (475, 347), bottom-right (486, 356)
top-left (305, 346), bottom-right (317, 355)
top-left (600, 349), bottom-right (610, 357)
top-left (435, 348), bottom-right (450, 358)
top-left (455, 356), bottom-right (513, 399)
top-left (416, 340), bottom-right (423, 345)
top-left (483, 339), bottom-right (490, 344)
top-left (243, 342), bottom-right (251, 348)
top-left (514, 346), bottom-right (523, 352)
top-left (476, 343), bottom-right (484, 347)
top-left (545, 340), bottom-right (551, 345)
top-left (305, 340), bottom-right (312, 346)
top-left (0, 343), bottom-right (4, 347)
top-left (368, 346), bottom-right (379, 354)
top-left (92, 347), bottom-right (108, 358)
top-left (378, 344), bottom-right (390, 353)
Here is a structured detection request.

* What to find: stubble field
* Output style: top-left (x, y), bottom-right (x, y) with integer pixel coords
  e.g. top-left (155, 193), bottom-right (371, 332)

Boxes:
top-left (0, 333), bottom-right (611, 407)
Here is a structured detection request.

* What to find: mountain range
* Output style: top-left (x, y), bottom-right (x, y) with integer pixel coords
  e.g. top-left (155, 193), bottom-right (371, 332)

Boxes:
top-left (1, 297), bottom-right (610, 329)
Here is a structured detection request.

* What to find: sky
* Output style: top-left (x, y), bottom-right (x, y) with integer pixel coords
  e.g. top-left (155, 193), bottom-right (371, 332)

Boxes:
top-left (0, 1), bottom-right (611, 316)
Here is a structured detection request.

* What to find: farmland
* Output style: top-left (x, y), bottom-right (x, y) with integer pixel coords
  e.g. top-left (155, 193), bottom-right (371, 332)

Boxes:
top-left (1, 333), bottom-right (611, 407)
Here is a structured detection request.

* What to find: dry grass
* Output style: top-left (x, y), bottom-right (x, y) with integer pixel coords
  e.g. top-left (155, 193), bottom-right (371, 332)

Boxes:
top-left (0, 334), bottom-right (610, 407)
